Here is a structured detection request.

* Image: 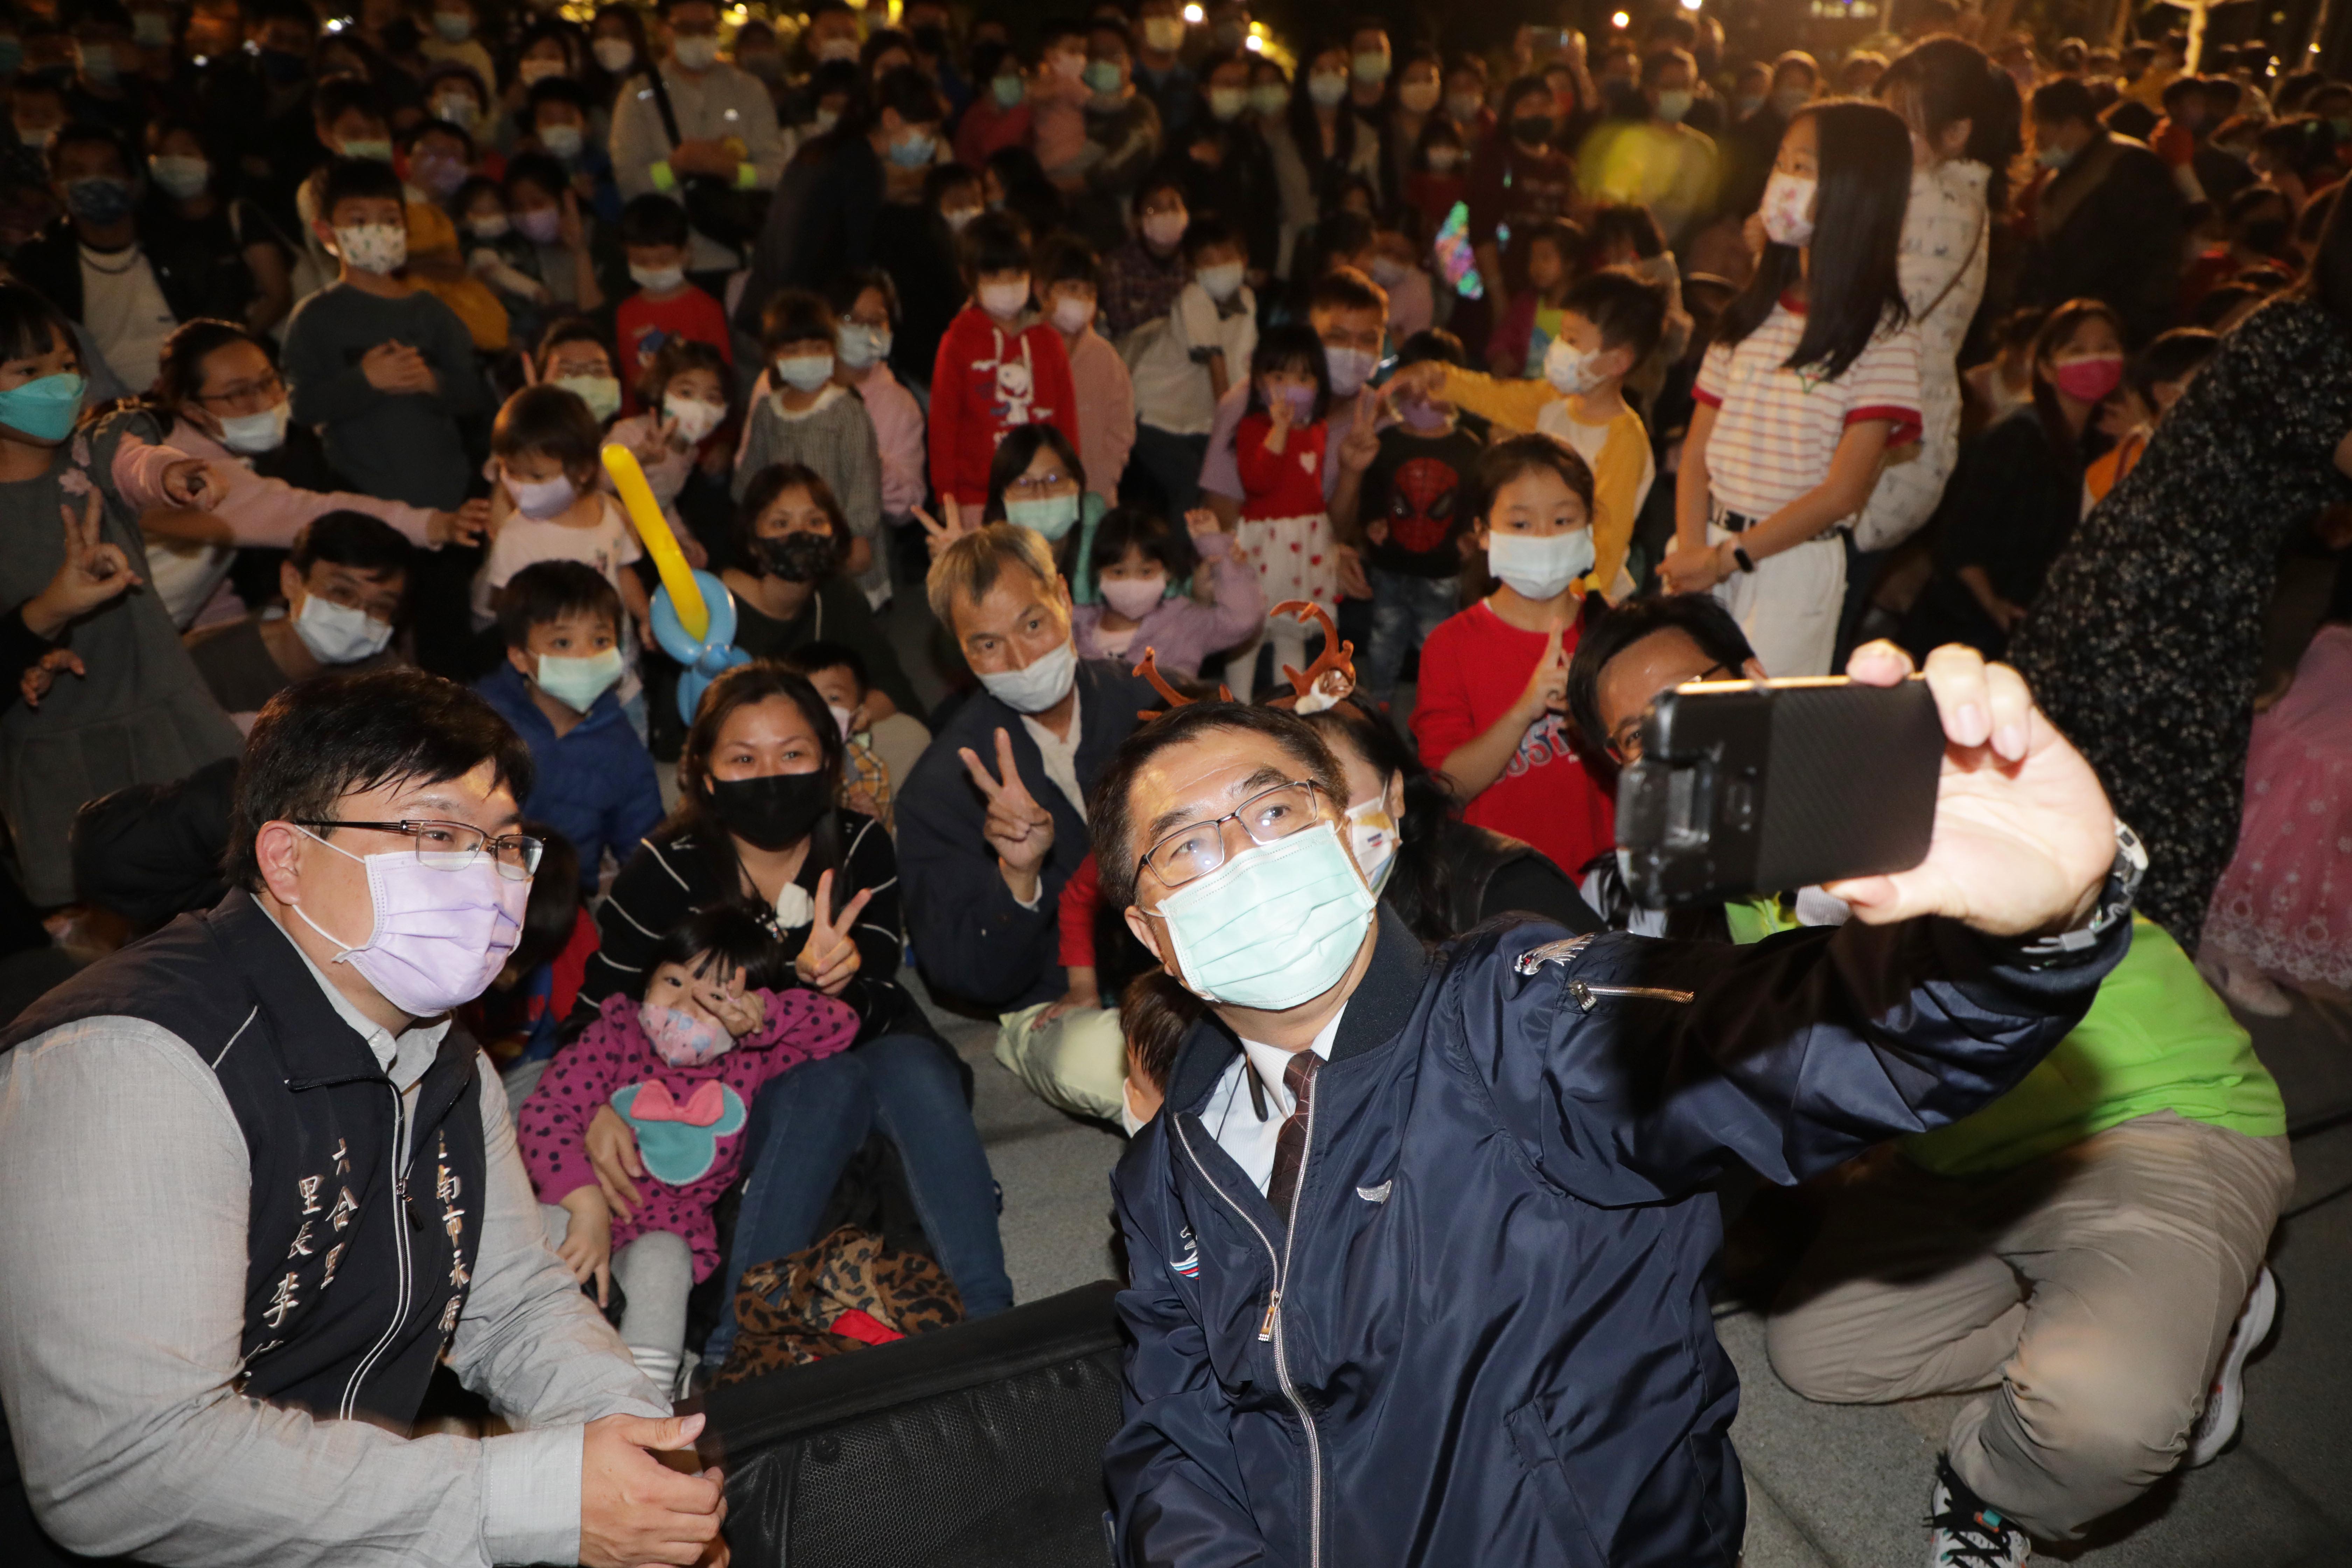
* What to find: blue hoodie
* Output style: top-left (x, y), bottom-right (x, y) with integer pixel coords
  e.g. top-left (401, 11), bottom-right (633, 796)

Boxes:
top-left (477, 661), bottom-right (665, 892)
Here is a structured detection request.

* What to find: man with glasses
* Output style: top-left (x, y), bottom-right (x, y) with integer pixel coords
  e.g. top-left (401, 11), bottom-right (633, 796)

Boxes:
top-left (0, 670), bottom-right (729, 1568)
top-left (1093, 638), bottom-right (2143, 1567)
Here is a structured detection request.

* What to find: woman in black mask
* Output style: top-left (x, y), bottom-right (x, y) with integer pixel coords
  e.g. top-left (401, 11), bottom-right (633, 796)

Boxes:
top-left (721, 461), bottom-right (926, 720)
top-left (573, 661), bottom-right (1011, 1368)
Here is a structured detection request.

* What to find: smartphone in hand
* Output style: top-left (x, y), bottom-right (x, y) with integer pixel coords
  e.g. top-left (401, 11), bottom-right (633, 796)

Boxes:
top-left (1614, 676), bottom-right (1942, 908)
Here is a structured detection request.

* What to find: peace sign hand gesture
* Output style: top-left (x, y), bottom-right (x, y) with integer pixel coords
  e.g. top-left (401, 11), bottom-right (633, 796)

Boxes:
top-left (915, 496), bottom-right (971, 560)
top-left (792, 869), bottom-right (875, 996)
top-left (25, 488), bottom-right (139, 638)
top-left (1337, 387), bottom-right (1382, 475)
top-left (959, 726), bottom-right (1056, 903)
top-left (689, 954), bottom-right (768, 1035)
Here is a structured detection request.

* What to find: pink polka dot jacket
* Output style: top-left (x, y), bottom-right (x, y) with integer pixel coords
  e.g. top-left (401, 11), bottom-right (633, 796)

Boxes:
top-left (518, 987), bottom-right (860, 1280)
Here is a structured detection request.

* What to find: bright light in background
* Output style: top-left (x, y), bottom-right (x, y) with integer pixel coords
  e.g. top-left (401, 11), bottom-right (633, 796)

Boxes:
top-left (1245, 32), bottom-right (1262, 49)
top-left (1611, 9), bottom-right (1630, 26)
top-left (1183, 2), bottom-right (1203, 20)
top-left (1679, 0), bottom-right (1702, 10)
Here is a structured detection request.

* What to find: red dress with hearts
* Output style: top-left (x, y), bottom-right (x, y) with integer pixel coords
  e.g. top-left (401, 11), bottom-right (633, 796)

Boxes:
top-left (517, 988), bottom-right (859, 1280)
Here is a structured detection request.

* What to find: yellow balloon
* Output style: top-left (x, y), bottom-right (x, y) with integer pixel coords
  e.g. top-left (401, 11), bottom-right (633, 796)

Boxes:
top-left (601, 442), bottom-right (708, 642)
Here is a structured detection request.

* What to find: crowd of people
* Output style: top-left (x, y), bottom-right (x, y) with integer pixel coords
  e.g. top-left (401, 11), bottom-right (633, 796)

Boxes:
top-left (0, 0), bottom-right (2344, 1563)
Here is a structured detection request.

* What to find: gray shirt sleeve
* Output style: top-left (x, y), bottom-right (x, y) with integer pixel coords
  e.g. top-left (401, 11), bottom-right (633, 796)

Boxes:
top-left (0, 1018), bottom-right (664, 1568)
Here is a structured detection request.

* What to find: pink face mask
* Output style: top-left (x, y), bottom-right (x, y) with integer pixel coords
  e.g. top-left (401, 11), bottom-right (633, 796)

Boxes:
top-left (639, 1002), bottom-right (732, 1067)
top-left (2050, 352), bottom-right (2124, 404)
top-left (291, 828), bottom-right (526, 1018)
top-left (1098, 573), bottom-right (1168, 619)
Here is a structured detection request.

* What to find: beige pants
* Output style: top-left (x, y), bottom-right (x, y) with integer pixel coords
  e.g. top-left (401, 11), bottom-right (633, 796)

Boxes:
top-left (994, 1003), bottom-right (1129, 1124)
top-left (1765, 1112), bottom-right (2294, 1540)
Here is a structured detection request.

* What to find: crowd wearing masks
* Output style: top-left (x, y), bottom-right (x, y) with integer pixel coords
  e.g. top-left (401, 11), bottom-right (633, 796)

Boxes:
top-left (0, 0), bottom-right (2344, 1565)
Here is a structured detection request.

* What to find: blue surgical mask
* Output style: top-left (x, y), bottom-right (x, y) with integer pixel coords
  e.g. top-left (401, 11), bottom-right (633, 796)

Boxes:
top-left (774, 353), bottom-right (834, 391)
top-left (1156, 821), bottom-right (1376, 1010)
top-left (1083, 58), bottom-right (1121, 95)
top-left (0, 371), bottom-right (86, 441)
top-left (992, 73), bottom-right (1023, 108)
top-left (65, 176), bottom-right (135, 226)
top-left (536, 646), bottom-right (623, 711)
top-left (836, 320), bottom-right (892, 368)
top-left (1004, 491), bottom-right (1080, 540)
top-left (888, 128), bottom-right (936, 167)
top-left (1655, 88), bottom-right (1693, 122)
top-left (2036, 141), bottom-right (2074, 170)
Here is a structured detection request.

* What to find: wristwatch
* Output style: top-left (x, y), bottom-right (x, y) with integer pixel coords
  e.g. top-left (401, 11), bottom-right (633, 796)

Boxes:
top-left (2014, 819), bottom-right (2146, 961)
top-left (1731, 544), bottom-right (1757, 574)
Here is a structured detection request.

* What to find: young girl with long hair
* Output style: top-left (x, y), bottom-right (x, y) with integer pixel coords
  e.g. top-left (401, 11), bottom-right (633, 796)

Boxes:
top-left (1230, 323), bottom-right (1339, 698)
top-left (1663, 99), bottom-right (1924, 676)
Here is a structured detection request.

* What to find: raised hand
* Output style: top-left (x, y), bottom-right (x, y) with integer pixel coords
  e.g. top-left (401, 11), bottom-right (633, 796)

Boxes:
top-left (690, 955), bottom-right (768, 1035)
top-left (915, 498), bottom-right (972, 560)
top-left (1516, 628), bottom-right (1568, 722)
top-left (1267, 385), bottom-right (1294, 434)
top-left (160, 458), bottom-right (225, 509)
top-left (958, 726), bottom-right (1056, 902)
top-left (428, 497), bottom-right (493, 547)
top-left (558, 187), bottom-right (586, 251)
top-left (1337, 388), bottom-right (1381, 474)
top-left (1183, 506), bottom-right (1221, 538)
top-left (24, 489), bottom-right (139, 638)
top-left (1823, 643), bottom-right (2116, 938)
top-left (1384, 360), bottom-right (1446, 405)
top-left (791, 868), bottom-right (874, 996)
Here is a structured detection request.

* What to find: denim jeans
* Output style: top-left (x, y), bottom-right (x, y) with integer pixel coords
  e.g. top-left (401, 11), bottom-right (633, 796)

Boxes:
top-left (702, 1036), bottom-right (1012, 1365)
top-left (1363, 567), bottom-right (1461, 702)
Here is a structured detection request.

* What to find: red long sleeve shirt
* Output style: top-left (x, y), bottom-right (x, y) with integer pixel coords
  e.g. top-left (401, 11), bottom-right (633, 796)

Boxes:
top-left (1234, 412), bottom-right (1328, 520)
top-left (927, 306), bottom-right (1081, 506)
top-left (1058, 850), bottom-right (1101, 969)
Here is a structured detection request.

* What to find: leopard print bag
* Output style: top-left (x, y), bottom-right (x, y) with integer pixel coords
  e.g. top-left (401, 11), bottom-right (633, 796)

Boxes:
top-left (714, 1223), bottom-right (964, 1387)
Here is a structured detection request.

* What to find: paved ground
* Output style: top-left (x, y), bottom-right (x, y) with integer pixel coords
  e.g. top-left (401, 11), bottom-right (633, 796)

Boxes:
top-left (878, 593), bottom-right (2352, 1567)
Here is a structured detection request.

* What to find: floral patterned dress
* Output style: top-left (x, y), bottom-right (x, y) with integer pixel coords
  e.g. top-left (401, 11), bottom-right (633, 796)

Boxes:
top-left (2010, 296), bottom-right (2352, 946)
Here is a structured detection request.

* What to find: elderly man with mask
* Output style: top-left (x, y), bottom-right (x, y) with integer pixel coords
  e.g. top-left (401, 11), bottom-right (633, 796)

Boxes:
top-left (896, 523), bottom-right (1157, 1010)
top-left (0, 670), bottom-right (728, 1568)
top-left (1093, 638), bottom-right (2140, 1566)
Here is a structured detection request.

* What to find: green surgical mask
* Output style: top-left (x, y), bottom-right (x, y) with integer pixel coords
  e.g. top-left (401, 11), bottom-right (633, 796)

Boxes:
top-left (1005, 491), bottom-right (1080, 540)
top-left (1157, 821), bottom-right (1377, 1010)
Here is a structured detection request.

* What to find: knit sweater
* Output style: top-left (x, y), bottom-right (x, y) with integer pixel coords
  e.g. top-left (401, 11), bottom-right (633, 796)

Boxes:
top-left (732, 383), bottom-right (884, 556)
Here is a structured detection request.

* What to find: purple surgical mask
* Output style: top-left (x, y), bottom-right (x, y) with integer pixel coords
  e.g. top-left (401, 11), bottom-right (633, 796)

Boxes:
top-left (1272, 383), bottom-right (1317, 420)
top-left (515, 207), bottom-right (562, 245)
top-left (506, 470), bottom-right (576, 519)
top-left (290, 828), bottom-right (526, 1017)
top-left (1398, 395), bottom-right (1449, 431)
top-left (639, 1002), bottom-right (732, 1066)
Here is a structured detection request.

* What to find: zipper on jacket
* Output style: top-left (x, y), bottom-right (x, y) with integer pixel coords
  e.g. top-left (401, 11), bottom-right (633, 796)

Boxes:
top-left (340, 1085), bottom-right (412, 1420)
top-left (1172, 1112), bottom-right (1325, 1568)
top-left (1567, 979), bottom-right (1695, 1011)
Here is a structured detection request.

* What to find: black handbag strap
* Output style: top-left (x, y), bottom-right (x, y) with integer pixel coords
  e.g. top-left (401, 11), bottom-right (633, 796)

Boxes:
top-left (641, 64), bottom-right (686, 154)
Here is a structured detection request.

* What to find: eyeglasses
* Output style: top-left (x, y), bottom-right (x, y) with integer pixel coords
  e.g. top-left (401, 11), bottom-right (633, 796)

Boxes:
top-left (194, 371), bottom-right (284, 406)
top-left (295, 819), bottom-right (544, 880)
top-left (1139, 779), bottom-right (1325, 889)
top-left (1005, 469), bottom-right (1071, 495)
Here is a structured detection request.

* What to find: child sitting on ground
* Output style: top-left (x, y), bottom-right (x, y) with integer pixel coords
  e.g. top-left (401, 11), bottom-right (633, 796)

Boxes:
top-left (1067, 503), bottom-right (1261, 679)
top-left (777, 640), bottom-right (934, 831)
top-left (519, 906), bottom-right (860, 1395)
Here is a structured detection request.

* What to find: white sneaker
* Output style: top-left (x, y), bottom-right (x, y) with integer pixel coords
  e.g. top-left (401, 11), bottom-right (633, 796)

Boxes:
top-left (1926, 1457), bottom-right (2030, 1567)
top-left (2186, 1265), bottom-right (2278, 1467)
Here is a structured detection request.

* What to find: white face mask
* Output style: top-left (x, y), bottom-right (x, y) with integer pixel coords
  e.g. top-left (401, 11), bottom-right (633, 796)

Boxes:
top-left (1050, 294), bottom-right (1095, 334)
top-left (1198, 261), bottom-right (1245, 302)
top-left (629, 262), bottom-right (685, 293)
top-left (827, 702), bottom-right (856, 739)
top-left (1759, 168), bottom-right (1818, 247)
top-left (979, 278), bottom-right (1031, 318)
top-left (1543, 335), bottom-right (1608, 397)
top-left (218, 399), bottom-right (291, 455)
top-left (333, 222), bottom-right (408, 275)
top-left (592, 36), bottom-right (636, 73)
top-left (671, 34), bottom-right (719, 70)
top-left (1141, 209), bottom-right (1188, 249)
top-left (504, 469), bottom-right (577, 519)
top-left (293, 590), bottom-right (394, 664)
top-left (662, 392), bottom-right (725, 443)
top-left (1485, 528), bottom-right (1594, 601)
top-left (1344, 794), bottom-right (1399, 895)
top-left (978, 636), bottom-right (1077, 713)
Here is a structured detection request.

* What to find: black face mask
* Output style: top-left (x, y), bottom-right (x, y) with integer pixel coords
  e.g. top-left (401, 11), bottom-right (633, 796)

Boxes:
top-left (1509, 114), bottom-right (1554, 147)
top-left (705, 771), bottom-right (832, 851)
top-left (760, 531), bottom-right (839, 583)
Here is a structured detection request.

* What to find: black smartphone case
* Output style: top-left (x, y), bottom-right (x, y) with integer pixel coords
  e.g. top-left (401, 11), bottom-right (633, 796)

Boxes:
top-left (1615, 678), bottom-right (1943, 908)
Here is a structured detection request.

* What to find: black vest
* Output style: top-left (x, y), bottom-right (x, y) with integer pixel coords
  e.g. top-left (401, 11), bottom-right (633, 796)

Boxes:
top-left (0, 889), bottom-right (487, 1523)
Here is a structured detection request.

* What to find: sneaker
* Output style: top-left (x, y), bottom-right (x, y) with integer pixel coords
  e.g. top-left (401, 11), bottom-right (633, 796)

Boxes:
top-left (1927, 1456), bottom-right (2030, 1567)
top-left (2186, 1265), bottom-right (2278, 1467)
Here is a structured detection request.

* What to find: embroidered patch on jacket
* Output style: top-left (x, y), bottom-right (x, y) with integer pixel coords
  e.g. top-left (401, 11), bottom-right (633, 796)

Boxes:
top-left (1513, 934), bottom-right (1596, 975)
top-left (612, 1079), bottom-right (748, 1185)
top-left (1356, 1181), bottom-right (1392, 1204)
top-left (1171, 1224), bottom-right (1200, 1278)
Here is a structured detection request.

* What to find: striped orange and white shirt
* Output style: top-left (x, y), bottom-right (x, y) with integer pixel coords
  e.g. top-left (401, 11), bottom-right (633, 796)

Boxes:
top-left (1694, 299), bottom-right (1924, 523)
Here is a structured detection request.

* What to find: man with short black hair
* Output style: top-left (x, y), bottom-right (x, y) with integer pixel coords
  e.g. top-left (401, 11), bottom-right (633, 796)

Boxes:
top-left (608, 0), bottom-right (786, 277)
top-left (185, 509), bottom-right (412, 720)
top-left (0, 669), bottom-right (727, 1568)
top-left (1097, 637), bottom-right (2140, 1566)
top-left (2021, 75), bottom-right (2184, 343)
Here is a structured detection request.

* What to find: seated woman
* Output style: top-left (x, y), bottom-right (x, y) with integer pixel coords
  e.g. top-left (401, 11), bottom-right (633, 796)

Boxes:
top-left (720, 463), bottom-right (926, 722)
top-left (1899, 299), bottom-right (2124, 661)
top-left (573, 662), bottom-right (1010, 1370)
top-left (100, 318), bottom-right (486, 629)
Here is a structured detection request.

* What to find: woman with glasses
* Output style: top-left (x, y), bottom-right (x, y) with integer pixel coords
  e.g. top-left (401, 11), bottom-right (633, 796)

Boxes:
top-left (573, 661), bottom-right (1012, 1371)
top-left (93, 317), bottom-right (490, 628)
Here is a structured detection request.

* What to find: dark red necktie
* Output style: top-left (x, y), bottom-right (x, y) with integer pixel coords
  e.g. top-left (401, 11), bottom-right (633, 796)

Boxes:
top-left (1265, 1052), bottom-right (1322, 1218)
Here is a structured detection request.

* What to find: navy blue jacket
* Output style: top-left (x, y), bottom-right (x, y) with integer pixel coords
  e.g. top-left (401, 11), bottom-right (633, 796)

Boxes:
top-left (1106, 905), bottom-right (2125, 1566)
top-left (477, 663), bottom-right (665, 893)
top-left (895, 659), bottom-right (1158, 1010)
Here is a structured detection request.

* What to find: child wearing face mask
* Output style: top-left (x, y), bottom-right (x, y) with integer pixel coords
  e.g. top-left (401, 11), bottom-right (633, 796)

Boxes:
top-left (1664, 101), bottom-right (1923, 677)
top-left (613, 194), bottom-right (732, 414)
top-left (519, 904), bottom-right (861, 1395)
top-left (1037, 234), bottom-right (1133, 504)
top-left (607, 336), bottom-right (733, 565)
top-left (502, 155), bottom-right (607, 318)
top-left (1411, 434), bottom-right (1615, 880)
top-left (735, 288), bottom-right (884, 596)
top-left (1395, 270), bottom-right (1665, 597)
top-left (779, 640), bottom-right (936, 831)
top-left (1354, 331), bottom-right (1482, 707)
top-left (477, 562), bottom-right (664, 894)
top-left (1486, 217), bottom-right (1581, 379)
top-left (825, 267), bottom-right (928, 562)
top-left (1126, 215), bottom-right (1255, 519)
top-left (927, 208), bottom-right (1081, 512)
top-left (1229, 325), bottom-right (1339, 698)
top-left (1067, 503), bottom-right (1261, 677)
top-left (473, 385), bottom-right (653, 724)
top-left (1405, 121), bottom-right (1471, 243)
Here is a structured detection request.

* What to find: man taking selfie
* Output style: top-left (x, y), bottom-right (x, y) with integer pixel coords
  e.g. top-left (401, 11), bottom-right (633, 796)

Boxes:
top-left (0, 671), bottom-right (727, 1567)
top-left (1094, 637), bottom-right (2138, 1566)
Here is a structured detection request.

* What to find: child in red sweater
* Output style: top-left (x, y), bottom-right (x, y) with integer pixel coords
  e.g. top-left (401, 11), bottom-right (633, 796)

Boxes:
top-left (928, 209), bottom-right (1080, 513)
top-left (1412, 433), bottom-right (1615, 880)
top-left (612, 195), bottom-right (732, 414)
top-left (1231, 323), bottom-right (1339, 696)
